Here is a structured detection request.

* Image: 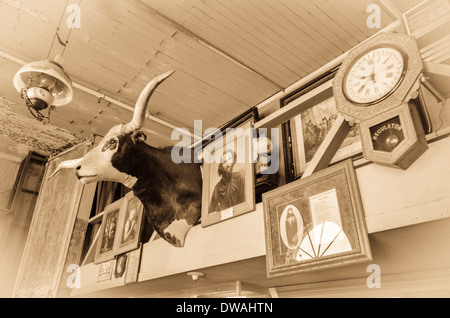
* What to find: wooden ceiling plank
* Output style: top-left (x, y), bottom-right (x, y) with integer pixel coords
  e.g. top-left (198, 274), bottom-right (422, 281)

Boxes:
top-left (339, 0), bottom-right (376, 37)
top-left (80, 5), bottom-right (168, 56)
top-left (66, 44), bottom-right (140, 81)
top-left (141, 0), bottom-right (196, 23)
top-left (118, 76), bottom-right (204, 113)
top-left (164, 31), bottom-right (279, 97)
top-left (183, 7), bottom-right (291, 86)
top-left (91, 0), bottom-right (179, 39)
top-left (185, 1), bottom-right (298, 82)
top-left (390, 0), bottom-right (426, 13)
top-left (281, 0), bottom-right (350, 54)
top-left (270, 1), bottom-right (339, 65)
top-left (62, 57), bottom-right (130, 95)
top-left (301, 0), bottom-right (358, 50)
top-left (153, 35), bottom-right (274, 105)
top-left (341, 0), bottom-right (396, 34)
top-left (143, 0), bottom-right (294, 87)
top-left (3, 14), bottom-right (55, 44)
top-left (313, 0), bottom-right (369, 44)
top-left (142, 59), bottom-right (250, 128)
top-left (278, 0), bottom-right (343, 57)
top-left (199, 0), bottom-right (302, 81)
top-left (225, 0), bottom-right (312, 77)
top-left (135, 62), bottom-right (247, 124)
top-left (0, 30), bottom-right (52, 62)
top-left (258, 0), bottom-right (330, 67)
top-left (85, 0), bottom-right (280, 107)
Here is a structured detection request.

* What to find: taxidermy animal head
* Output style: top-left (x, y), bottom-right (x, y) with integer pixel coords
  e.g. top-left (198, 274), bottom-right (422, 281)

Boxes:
top-left (48, 70), bottom-right (203, 247)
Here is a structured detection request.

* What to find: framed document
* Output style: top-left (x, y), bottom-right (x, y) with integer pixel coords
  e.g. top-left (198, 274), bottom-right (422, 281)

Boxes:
top-left (262, 160), bottom-right (372, 278)
top-left (124, 244), bottom-right (142, 284)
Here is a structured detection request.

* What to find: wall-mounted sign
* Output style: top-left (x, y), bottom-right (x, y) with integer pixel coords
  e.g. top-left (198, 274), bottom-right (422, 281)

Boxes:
top-left (359, 101), bottom-right (428, 169)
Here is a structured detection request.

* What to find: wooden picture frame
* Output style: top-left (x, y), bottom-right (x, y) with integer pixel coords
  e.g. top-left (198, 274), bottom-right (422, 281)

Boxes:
top-left (262, 160), bottom-right (372, 278)
top-left (114, 191), bottom-right (144, 255)
top-left (97, 260), bottom-right (115, 282)
top-left (201, 119), bottom-right (255, 227)
top-left (94, 198), bottom-right (124, 264)
top-left (280, 68), bottom-right (362, 182)
top-left (114, 253), bottom-right (128, 279)
top-left (290, 94), bottom-right (362, 175)
top-left (124, 244), bottom-right (142, 284)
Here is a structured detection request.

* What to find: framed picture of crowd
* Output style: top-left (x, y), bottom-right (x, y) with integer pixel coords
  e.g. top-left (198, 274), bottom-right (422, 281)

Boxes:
top-left (280, 69), bottom-right (362, 182)
top-left (262, 160), bottom-right (372, 278)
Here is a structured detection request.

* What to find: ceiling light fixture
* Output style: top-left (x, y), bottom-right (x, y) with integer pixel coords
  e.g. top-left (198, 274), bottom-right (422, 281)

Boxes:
top-left (13, 55), bottom-right (73, 123)
top-left (187, 272), bottom-right (204, 281)
top-left (12, 1), bottom-right (79, 124)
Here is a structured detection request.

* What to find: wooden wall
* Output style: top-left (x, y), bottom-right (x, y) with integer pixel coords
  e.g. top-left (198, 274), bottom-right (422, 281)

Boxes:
top-left (13, 140), bottom-right (93, 297)
top-left (0, 152), bottom-right (46, 297)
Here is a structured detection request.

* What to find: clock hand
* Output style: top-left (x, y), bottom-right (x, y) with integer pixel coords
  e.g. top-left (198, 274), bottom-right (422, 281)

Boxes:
top-left (371, 52), bottom-right (375, 74)
top-left (358, 76), bottom-right (372, 93)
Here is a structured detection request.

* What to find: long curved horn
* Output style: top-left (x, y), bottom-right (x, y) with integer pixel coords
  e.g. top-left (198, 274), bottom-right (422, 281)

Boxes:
top-left (121, 70), bottom-right (175, 134)
top-left (47, 157), bottom-right (83, 179)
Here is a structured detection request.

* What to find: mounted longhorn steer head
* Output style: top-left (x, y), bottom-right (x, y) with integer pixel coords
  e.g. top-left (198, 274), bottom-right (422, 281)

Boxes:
top-left (49, 70), bottom-right (202, 247)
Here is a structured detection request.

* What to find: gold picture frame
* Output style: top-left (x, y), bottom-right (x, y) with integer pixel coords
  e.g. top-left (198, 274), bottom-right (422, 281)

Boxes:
top-left (262, 160), bottom-right (372, 278)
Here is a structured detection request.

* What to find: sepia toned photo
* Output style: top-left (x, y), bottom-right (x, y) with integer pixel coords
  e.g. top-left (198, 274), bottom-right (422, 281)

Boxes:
top-left (2, 0), bottom-right (450, 301)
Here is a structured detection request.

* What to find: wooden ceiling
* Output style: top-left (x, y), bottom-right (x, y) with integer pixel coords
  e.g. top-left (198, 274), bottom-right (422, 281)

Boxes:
top-left (0, 0), bottom-right (424, 152)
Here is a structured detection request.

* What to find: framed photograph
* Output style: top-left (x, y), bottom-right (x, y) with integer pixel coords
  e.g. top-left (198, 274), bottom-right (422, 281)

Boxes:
top-left (97, 260), bottom-right (114, 282)
top-left (262, 159), bottom-right (372, 278)
top-left (201, 119), bottom-right (255, 227)
top-left (114, 253), bottom-right (128, 279)
top-left (125, 244), bottom-right (142, 284)
top-left (291, 95), bottom-right (361, 174)
top-left (114, 191), bottom-right (144, 255)
top-left (281, 69), bottom-right (362, 181)
top-left (94, 198), bottom-right (124, 264)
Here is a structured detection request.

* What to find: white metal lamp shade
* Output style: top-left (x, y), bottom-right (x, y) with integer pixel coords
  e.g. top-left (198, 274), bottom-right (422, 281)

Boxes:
top-left (13, 59), bottom-right (73, 107)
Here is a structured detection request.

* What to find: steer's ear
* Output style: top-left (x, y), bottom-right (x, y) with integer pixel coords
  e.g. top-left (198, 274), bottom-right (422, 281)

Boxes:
top-left (131, 130), bottom-right (147, 144)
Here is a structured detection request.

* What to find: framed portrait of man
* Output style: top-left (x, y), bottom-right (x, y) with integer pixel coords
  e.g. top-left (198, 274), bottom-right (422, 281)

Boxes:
top-left (201, 120), bottom-right (255, 227)
top-left (114, 191), bottom-right (144, 255)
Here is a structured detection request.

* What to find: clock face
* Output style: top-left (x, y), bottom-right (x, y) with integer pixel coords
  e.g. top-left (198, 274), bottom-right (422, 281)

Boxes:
top-left (343, 46), bottom-right (406, 105)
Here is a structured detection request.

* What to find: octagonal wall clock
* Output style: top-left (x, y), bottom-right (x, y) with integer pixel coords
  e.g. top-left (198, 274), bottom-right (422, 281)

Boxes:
top-left (333, 32), bottom-right (424, 123)
top-left (359, 101), bottom-right (428, 169)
